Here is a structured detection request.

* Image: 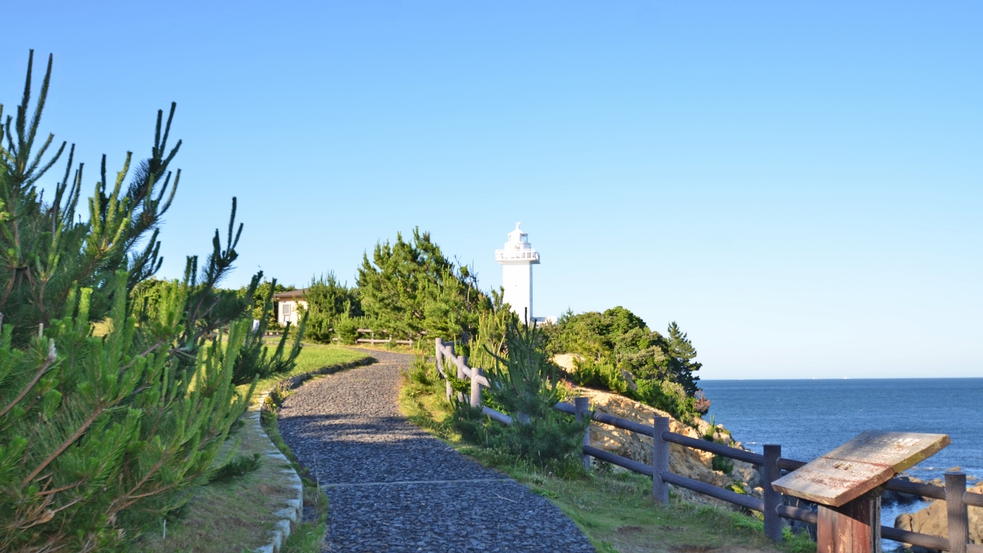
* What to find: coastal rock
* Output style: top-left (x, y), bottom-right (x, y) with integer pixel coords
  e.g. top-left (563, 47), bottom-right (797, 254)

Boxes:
top-left (894, 482), bottom-right (983, 545)
top-left (552, 354), bottom-right (584, 374)
top-left (881, 476), bottom-right (922, 507)
top-left (572, 387), bottom-right (748, 491)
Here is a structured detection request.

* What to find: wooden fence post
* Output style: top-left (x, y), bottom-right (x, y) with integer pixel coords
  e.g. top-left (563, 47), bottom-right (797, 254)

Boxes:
top-left (456, 355), bottom-right (466, 403)
top-left (653, 416), bottom-right (670, 505)
top-left (470, 366), bottom-right (481, 408)
top-left (575, 397), bottom-right (591, 471)
top-left (763, 444), bottom-right (783, 543)
top-left (435, 338), bottom-right (451, 401)
top-left (946, 472), bottom-right (968, 553)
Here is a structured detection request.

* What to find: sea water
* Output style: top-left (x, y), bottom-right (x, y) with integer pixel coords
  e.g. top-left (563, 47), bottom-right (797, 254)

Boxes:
top-left (699, 378), bottom-right (983, 547)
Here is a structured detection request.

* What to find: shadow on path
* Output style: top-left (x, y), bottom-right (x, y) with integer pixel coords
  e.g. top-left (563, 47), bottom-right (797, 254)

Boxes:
top-left (278, 351), bottom-right (596, 553)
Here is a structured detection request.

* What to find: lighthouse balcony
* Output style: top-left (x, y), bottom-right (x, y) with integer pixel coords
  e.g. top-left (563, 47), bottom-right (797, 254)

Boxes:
top-left (495, 250), bottom-right (540, 262)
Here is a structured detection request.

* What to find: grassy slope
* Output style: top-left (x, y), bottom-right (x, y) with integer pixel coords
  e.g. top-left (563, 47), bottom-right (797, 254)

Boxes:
top-left (399, 362), bottom-right (815, 553)
top-left (131, 343), bottom-right (368, 553)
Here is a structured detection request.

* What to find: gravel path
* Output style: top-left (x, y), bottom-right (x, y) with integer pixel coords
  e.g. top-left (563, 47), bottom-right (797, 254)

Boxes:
top-left (278, 349), bottom-right (596, 553)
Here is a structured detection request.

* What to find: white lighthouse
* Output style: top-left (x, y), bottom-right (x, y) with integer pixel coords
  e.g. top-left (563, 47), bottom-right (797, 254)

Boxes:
top-left (495, 223), bottom-right (540, 324)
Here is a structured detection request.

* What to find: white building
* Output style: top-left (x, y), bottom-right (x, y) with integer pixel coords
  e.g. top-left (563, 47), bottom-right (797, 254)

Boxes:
top-left (273, 288), bottom-right (308, 326)
top-left (495, 223), bottom-right (540, 324)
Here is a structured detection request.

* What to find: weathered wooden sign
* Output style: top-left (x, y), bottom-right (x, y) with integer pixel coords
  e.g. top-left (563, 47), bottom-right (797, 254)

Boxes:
top-left (772, 431), bottom-right (950, 507)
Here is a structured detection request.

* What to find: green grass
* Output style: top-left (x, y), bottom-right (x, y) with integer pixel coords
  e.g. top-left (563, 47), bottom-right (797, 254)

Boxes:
top-left (130, 343), bottom-right (370, 553)
top-left (132, 416), bottom-right (295, 553)
top-left (280, 481), bottom-right (329, 553)
top-left (399, 359), bottom-right (816, 553)
top-left (248, 341), bottom-right (370, 403)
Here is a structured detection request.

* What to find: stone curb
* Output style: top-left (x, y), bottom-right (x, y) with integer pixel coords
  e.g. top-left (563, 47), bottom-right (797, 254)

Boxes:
top-left (251, 356), bottom-right (376, 553)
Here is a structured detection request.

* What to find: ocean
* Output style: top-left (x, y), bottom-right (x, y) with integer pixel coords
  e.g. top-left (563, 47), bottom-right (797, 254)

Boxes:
top-left (699, 378), bottom-right (983, 542)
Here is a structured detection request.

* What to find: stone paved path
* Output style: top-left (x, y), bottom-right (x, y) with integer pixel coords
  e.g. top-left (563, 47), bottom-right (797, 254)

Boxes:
top-left (278, 350), bottom-right (596, 553)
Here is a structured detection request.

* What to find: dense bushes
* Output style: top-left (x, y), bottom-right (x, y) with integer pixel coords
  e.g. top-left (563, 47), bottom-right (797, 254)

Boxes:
top-left (303, 272), bottom-right (361, 344)
top-left (356, 228), bottom-right (491, 343)
top-left (479, 320), bottom-right (587, 466)
top-left (230, 278), bottom-right (306, 385)
top-left (0, 52), bottom-right (284, 551)
top-left (543, 307), bottom-right (708, 423)
top-left (402, 307), bottom-right (587, 471)
top-left (429, 317), bottom-right (587, 470)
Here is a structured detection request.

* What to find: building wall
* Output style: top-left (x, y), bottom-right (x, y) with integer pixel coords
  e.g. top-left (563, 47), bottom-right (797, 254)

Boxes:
top-left (502, 262), bottom-right (533, 323)
top-left (277, 300), bottom-right (308, 326)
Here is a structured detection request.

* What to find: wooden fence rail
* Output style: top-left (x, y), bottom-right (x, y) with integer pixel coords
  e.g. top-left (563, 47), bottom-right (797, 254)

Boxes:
top-left (433, 338), bottom-right (983, 552)
top-left (346, 328), bottom-right (414, 346)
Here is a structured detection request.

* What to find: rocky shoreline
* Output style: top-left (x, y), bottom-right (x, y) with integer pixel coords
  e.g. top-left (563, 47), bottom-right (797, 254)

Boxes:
top-left (892, 477), bottom-right (983, 550)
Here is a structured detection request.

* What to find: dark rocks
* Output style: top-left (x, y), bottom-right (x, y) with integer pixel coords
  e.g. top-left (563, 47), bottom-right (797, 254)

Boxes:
top-left (278, 350), bottom-right (596, 553)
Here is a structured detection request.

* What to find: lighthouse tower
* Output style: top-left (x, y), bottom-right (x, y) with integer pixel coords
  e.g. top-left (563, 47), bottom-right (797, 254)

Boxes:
top-left (495, 223), bottom-right (540, 324)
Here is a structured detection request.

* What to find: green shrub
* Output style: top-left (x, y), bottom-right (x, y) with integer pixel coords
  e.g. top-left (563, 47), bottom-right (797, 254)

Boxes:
top-left (304, 274), bottom-right (361, 344)
top-left (208, 453), bottom-right (262, 484)
top-left (231, 278), bottom-right (306, 385)
top-left (543, 307), bottom-right (708, 424)
top-left (712, 455), bottom-right (735, 474)
top-left (477, 320), bottom-right (589, 468)
top-left (334, 310), bottom-right (360, 344)
top-left (0, 52), bottom-right (260, 551)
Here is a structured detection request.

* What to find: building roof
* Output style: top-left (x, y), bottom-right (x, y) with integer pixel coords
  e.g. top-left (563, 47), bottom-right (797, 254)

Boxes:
top-left (272, 288), bottom-right (307, 300)
top-left (507, 222), bottom-right (528, 242)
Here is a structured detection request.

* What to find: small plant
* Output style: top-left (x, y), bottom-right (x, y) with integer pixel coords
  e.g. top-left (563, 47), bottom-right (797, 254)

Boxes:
top-left (208, 453), bottom-right (262, 484)
top-left (703, 415), bottom-right (717, 441)
top-left (712, 454), bottom-right (734, 475)
top-left (334, 307), bottom-right (359, 345)
top-left (479, 320), bottom-right (590, 469)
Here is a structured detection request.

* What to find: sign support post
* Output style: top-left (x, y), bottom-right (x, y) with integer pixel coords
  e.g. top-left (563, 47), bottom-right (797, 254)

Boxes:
top-left (772, 431), bottom-right (950, 553)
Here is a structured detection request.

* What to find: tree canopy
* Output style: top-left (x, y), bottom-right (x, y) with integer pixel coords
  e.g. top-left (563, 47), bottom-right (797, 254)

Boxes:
top-left (356, 227), bottom-right (490, 341)
top-left (543, 307), bottom-right (707, 422)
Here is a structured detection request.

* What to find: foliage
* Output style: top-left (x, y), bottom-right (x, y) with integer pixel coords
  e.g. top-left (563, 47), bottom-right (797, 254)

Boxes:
top-left (666, 321), bottom-right (703, 396)
top-left (230, 277), bottom-right (306, 385)
top-left (207, 453), bottom-right (262, 484)
top-left (356, 228), bottom-right (490, 342)
top-left (130, 278), bottom-right (174, 322)
top-left (0, 273), bottom-right (252, 552)
top-left (0, 52), bottom-right (185, 348)
top-left (544, 307), bottom-right (708, 422)
top-left (0, 52), bottom-right (260, 551)
top-left (248, 280), bottom-right (292, 325)
top-left (467, 288), bottom-right (511, 371)
top-left (304, 272), bottom-right (361, 343)
top-left (713, 455), bottom-right (735, 475)
top-left (332, 304), bottom-right (360, 345)
top-left (476, 320), bottom-right (588, 466)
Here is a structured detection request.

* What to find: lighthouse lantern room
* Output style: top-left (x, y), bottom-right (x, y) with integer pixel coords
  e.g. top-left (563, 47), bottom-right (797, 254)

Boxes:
top-left (495, 223), bottom-right (540, 324)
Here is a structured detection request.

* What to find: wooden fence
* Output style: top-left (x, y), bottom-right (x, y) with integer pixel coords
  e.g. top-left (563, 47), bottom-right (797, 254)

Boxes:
top-left (353, 328), bottom-right (414, 346)
top-left (326, 328), bottom-right (415, 346)
top-left (434, 338), bottom-right (983, 552)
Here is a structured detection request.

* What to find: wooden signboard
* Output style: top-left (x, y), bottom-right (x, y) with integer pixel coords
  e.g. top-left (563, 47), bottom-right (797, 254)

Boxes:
top-left (773, 431), bottom-right (949, 553)
top-left (772, 431), bottom-right (950, 507)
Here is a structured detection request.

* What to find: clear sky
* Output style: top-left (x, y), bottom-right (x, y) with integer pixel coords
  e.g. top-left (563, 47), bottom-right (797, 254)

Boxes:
top-left (4, 1), bottom-right (980, 379)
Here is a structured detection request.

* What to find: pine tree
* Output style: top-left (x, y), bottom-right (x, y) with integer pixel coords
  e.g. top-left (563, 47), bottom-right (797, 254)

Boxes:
top-left (231, 277), bottom-right (306, 385)
top-left (356, 228), bottom-right (490, 341)
top-left (666, 321), bottom-right (702, 395)
top-left (304, 272), bottom-right (360, 343)
top-left (0, 51), bottom-right (265, 551)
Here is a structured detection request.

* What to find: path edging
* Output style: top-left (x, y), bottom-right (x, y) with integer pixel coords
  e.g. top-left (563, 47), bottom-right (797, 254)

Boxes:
top-left (251, 356), bottom-right (376, 553)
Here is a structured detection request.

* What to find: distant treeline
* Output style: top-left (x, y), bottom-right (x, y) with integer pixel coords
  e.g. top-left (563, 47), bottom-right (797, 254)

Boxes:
top-left (208, 227), bottom-right (709, 422)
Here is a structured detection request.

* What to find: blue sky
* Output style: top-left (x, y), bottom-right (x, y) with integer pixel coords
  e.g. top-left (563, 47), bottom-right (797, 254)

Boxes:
top-left (4, 1), bottom-right (980, 379)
